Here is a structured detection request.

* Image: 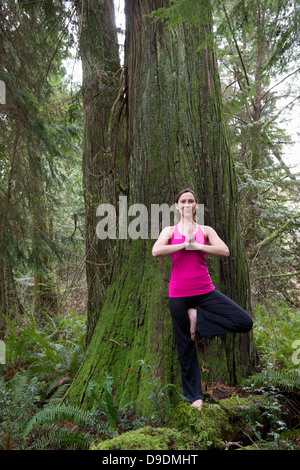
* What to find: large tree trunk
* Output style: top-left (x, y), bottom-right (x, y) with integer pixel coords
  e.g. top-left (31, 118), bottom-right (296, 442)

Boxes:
top-left (65, 0), bottom-right (258, 416)
top-left (77, 0), bottom-right (122, 344)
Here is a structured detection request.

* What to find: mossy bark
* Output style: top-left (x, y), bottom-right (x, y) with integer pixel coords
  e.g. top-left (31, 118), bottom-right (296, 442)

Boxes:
top-left (65, 0), bottom-right (258, 416)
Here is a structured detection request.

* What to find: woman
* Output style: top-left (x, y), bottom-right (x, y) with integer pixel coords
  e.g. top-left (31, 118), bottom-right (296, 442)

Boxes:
top-left (152, 188), bottom-right (253, 410)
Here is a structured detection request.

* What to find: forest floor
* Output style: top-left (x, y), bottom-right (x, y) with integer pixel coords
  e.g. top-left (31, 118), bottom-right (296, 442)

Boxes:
top-left (0, 294), bottom-right (299, 450)
top-left (90, 377), bottom-right (300, 451)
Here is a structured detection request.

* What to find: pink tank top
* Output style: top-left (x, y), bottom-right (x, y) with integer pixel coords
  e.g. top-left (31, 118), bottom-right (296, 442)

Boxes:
top-left (169, 224), bottom-right (215, 297)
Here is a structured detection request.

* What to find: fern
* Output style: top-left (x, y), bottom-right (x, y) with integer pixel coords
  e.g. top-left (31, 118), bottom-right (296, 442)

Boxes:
top-left (28, 423), bottom-right (96, 450)
top-left (86, 373), bottom-right (120, 431)
top-left (23, 403), bottom-right (101, 438)
top-left (0, 373), bottom-right (42, 449)
top-left (44, 382), bottom-right (72, 406)
top-left (101, 373), bottom-right (120, 429)
top-left (23, 402), bottom-right (108, 450)
top-left (244, 369), bottom-right (300, 391)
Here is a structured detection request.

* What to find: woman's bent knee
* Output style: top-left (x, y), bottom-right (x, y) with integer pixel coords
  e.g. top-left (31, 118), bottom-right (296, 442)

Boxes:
top-left (241, 315), bottom-right (253, 333)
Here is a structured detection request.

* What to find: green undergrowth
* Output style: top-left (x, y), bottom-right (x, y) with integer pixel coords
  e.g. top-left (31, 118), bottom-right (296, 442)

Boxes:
top-left (90, 395), bottom-right (249, 451)
top-left (91, 391), bottom-right (298, 451)
top-left (253, 301), bottom-right (300, 370)
top-left (0, 300), bottom-right (299, 450)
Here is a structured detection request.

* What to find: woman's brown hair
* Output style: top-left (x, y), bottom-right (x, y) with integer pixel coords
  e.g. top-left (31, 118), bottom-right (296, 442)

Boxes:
top-left (174, 188), bottom-right (198, 222)
top-left (175, 188), bottom-right (198, 204)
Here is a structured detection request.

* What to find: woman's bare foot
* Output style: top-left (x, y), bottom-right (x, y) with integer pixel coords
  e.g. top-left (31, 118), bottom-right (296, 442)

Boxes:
top-left (187, 308), bottom-right (197, 341)
top-left (191, 399), bottom-right (203, 410)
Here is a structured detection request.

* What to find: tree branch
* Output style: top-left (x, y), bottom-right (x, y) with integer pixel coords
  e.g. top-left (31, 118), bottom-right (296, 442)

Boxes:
top-left (261, 67), bottom-right (300, 101)
top-left (254, 271), bottom-right (300, 280)
top-left (221, 1), bottom-right (251, 90)
top-left (255, 215), bottom-right (299, 252)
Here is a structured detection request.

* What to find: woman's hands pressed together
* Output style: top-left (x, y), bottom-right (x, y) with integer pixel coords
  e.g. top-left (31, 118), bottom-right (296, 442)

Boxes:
top-left (152, 222), bottom-right (230, 258)
top-left (184, 222), bottom-right (201, 251)
top-left (184, 222), bottom-right (230, 257)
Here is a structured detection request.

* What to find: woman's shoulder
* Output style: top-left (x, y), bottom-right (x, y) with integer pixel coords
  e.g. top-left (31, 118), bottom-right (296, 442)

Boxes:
top-left (159, 225), bottom-right (176, 239)
top-left (199, 225), bottom-right (212, 238)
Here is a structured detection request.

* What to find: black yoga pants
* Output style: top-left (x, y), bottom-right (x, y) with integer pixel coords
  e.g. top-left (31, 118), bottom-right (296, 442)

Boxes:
top-left (168, 288), bottom-right (253, 403)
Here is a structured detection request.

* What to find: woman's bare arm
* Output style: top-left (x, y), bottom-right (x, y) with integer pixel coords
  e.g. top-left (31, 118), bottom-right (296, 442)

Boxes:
top-left (152, 226), bottom-right (186, 257)
top-left (186, 225), bottom-right (230, 257)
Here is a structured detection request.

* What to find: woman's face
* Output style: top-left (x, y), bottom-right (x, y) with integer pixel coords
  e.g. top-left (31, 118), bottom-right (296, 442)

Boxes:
top-left (176, 192), bottom-right (197, 219)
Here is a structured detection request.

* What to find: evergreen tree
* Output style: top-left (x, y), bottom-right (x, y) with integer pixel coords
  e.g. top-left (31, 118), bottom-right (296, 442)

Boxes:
top-left (213, 0), bottom-right (300, 302)
top-left (214, 0), bottom-right (300, 254)
top-left (0, 1), bottom-right (79, 326)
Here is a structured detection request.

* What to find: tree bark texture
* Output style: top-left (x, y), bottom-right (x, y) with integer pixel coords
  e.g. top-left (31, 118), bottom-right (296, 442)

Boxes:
top-left (77, 0), bottom-right (123, 344)
top-left (65, 0), bottom-right (258, 416)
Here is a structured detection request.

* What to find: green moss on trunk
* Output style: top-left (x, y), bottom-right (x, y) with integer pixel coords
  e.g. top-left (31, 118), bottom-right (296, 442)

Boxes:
top-left (64, 240), bottom-right (179, 416)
